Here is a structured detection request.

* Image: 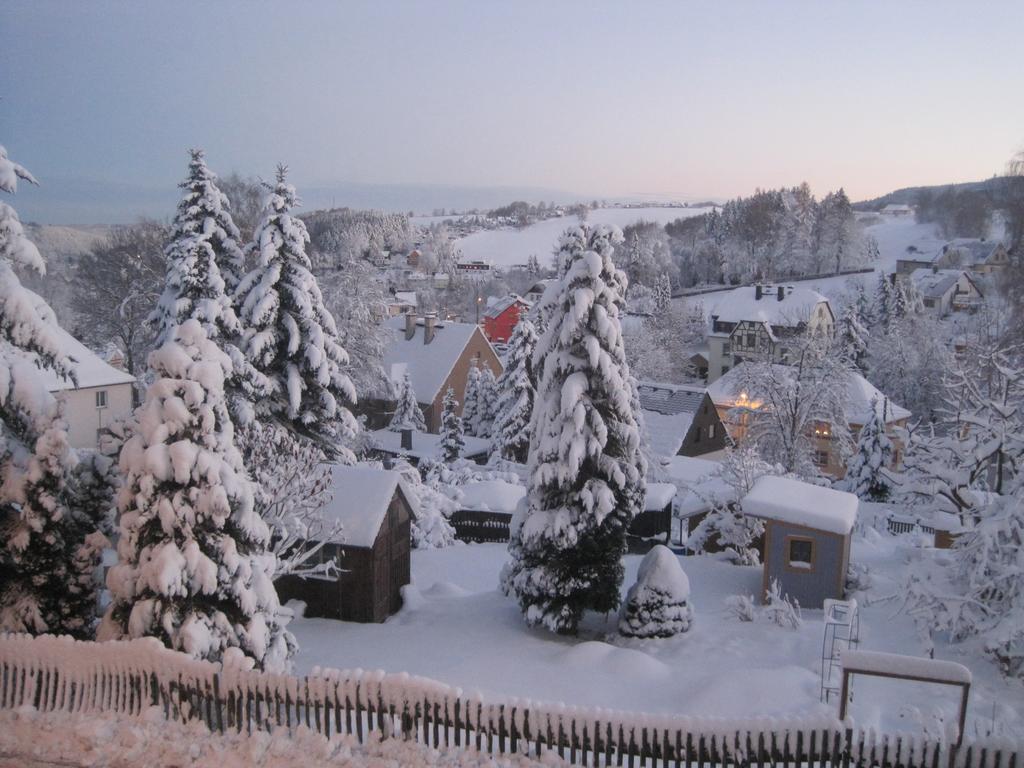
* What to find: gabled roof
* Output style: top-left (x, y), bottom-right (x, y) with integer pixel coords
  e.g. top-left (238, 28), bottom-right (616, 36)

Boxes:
top-left (643, 411), bottom-right (695, 457)
top-left (742, 475), bottom-right (857, 535)
top-left (636, 381), bottom-right (706, 415)
top-left (382, 316), bottom-right (493, 403)
top-left (320, 464), bottom-right (418, 548)
top-left (707, 362), bottom-right (911, 424)
top-left (910, 268), bottom-right (979, 300)
top-left (21, 290), bottom-right (136, 392)
top-left (482, 294), bottom-right (530, 320)
top-left (707, 285), bottom-right (830, 331)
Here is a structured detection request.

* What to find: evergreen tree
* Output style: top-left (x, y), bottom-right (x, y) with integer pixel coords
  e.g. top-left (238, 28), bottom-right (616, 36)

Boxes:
top-left (461, 364), bottom-right (483, 437)
top-left (235, 165), bottom-right (358, 460)
top-left (437, 387), bottom-right (465, 463)
top-left (503, 224), bottom-right (646, 634)
top-left (892, 279), bottom-right (911, 322)
top-left (491, 317), bottom-right (538, 463)
top-left (873, 272), bottom-right (893, 331)
top-left (837, 304), bottom-right (869, 374)
top-left (654, 272), bottom-right (672, 313)
top-left (0, 145), bottom-right (100, 637)
top-left (388, 371), bottom-right (426, 432)
top-left (473, 366), bottom-right (499, 439)
top-left (150, 149), bottom-right (245, 347)
top-left (99, 320), bottom-right (294, 671)
top-left (618, 545), bottom-right (693, 638)
top-left (844, 396), bottom-right (894, 501)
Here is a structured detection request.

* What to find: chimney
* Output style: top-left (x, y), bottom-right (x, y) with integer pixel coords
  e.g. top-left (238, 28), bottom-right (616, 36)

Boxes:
top-left (400, 428), bottom-right (413, 451)
top-left (404, 311), bottom-right (416, 341)
top-left (777, 285), bottom-right (785, 302)
top-left (755, 285), bottom-right (763, 300)
top-left (423, 312), bottom-right (437, 345)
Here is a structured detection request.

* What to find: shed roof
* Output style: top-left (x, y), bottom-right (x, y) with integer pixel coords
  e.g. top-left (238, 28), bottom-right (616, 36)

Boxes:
top-left (382, 316), bottom-right (496, 403)
top-left (368, 427), bottom-right (491, 461)
top-left (644, 482), bottom-right (678, 512)
top-left (320, 464), bottom-right (416, 548)
top-left (458, 479), bottom-right (525, 514)
top-left (742, 476), bottom-right (857, 535)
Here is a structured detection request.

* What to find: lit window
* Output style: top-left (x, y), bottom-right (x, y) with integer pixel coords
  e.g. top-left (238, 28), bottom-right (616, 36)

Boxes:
top-left (95, 390), bottom-right (108, 408)
top-left (788, 538), bottom-right (813, 570)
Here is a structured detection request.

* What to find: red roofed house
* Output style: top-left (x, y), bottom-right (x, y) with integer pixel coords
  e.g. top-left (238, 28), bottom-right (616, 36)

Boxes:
top-left (482, 294), bottom-right (531, 344)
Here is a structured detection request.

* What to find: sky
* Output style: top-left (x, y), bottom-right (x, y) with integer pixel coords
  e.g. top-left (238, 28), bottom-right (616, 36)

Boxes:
top-left (2, 0), bottom-right (1022, 223)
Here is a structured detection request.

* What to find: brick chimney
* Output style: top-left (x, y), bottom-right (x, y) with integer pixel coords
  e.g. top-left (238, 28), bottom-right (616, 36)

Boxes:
top-left (423, 312), bottom-right (437, 345)
top-left (755, 284), bottom-right (763, 300)
top-left (404, 311), bottom-right (416, 341)
top-left (400, 428), bottom-right (413, 451)
top-left (777, 285), bottom-right (785, 301)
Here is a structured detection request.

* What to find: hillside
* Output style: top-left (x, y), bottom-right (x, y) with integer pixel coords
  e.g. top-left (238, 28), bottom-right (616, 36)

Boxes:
top-left (854, 176), bottom-right (1007, 211)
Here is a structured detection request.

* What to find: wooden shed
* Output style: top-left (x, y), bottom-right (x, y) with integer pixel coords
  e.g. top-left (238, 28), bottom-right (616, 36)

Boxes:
top-left (741, 476), bottom-right (858, 609)
top-left (275, 465), bottom-right (414, 623)
top-left (449, 479), bottom-right (525, 543)
top-left (626, 482), bottom-right (678, 552)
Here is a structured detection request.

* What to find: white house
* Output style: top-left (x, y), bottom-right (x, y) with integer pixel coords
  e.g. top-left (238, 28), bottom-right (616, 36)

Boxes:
top-left (881, 204), bottom-right (914, 216)
top-left (910, 268), bottom-right (984, 317)
top-left (705, 284), bottom-right (834, 383)
top-left (34, 323), bottom-right (136, 449)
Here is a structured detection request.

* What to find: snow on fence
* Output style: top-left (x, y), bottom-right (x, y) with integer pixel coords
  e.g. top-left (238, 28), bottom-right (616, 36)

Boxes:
top-left (1, 633), bottom-right (1020, 768)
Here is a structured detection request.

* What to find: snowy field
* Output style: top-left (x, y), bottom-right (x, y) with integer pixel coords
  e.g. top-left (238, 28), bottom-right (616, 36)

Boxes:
top-left (454, 207), bottom-right (712, 268)
top-left (291, 534), bottom-right (1024, 740)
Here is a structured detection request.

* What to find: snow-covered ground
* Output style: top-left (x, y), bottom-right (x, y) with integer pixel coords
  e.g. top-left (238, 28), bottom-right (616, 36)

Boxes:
top-left (455, 207), bottom-right (712, 268)
top-left (0, 706), bottom-right (563, 767)
top-left (291, 533), bottom-right (1024, 740)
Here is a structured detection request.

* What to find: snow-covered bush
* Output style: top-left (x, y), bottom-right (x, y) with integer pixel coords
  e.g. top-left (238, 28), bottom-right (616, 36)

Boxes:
top-left (724, 594), bottom-right (756, 623)
top-left (390, 459), bottom-right (457, 549)
top-left (618, 545), bottom-right (694, 638)
top-left (504, 224), bottom-right (647, 634)
top-left (763, 579), bottom-right (802, 629)
top-left (100, 320), bottom-right (295, 671)
top-left (843, 396), bottom-right (895, 502)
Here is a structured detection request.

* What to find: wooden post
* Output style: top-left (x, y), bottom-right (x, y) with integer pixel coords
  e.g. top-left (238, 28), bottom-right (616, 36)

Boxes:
top-left (957, 683), bottom-right (971, 749)
top-left (838, 669), bottom-right (851, 721)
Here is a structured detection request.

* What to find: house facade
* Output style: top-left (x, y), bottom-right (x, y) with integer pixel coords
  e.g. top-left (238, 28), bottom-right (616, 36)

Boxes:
top-left (909, 268), bottom-right (983, 317)
top-left (482, 294), bottom-right (531, 344)
top-left (373, 313), bottom-right (503, 433)
top-left (705, 284), bottom-right (834, 383)
top-left (637, 381), bottom-right (727, 459)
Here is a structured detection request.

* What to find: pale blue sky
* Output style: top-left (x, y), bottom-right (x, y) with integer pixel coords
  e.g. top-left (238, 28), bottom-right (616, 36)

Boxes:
top-left (2, 0), bottom-right (1022, 221)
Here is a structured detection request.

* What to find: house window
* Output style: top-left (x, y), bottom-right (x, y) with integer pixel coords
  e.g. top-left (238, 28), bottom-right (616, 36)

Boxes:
top-left (95, 390), bottom-right (108, 408)
top-left (708, 424), bottom-right (716, 439)
top-left (745, 333), bottom-right (755, 348)
top-left (787, 537), bottom-right (814, 570)
top-left (723, 342), bottom-right (731, 355)
top-left (923, 298), bottom-right (935, 308)
top-left (814, 450), bottom-right (829, 468)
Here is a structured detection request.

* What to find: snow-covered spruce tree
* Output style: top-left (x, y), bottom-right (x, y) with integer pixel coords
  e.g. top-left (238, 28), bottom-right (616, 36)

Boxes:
top-left (473, 366), bottom-right (499, 440)
top-left (150, 149), bottom-right (245, 347)
top-left (844, 396), bottom-right (894, 501)
top-left (503, 223), bottom-right (647, 634)
top-left (0, 145), bottom-right (101, 637)
top-left (618, 545), bottom-right (693, 638)
top-left (873, 272), bottom-right (894, 332)
top-left (235, 166), bottom-right (358, 460)
top-left (491, 317), bottom-right (538, 463)
top-left (388, 371), bottom-right (426, 432)
top-left (99, 320), bottom-right (294, 671)
top-left (837, 304), bottom-right (869, 374)
top-left (437, 387), bottom-right (464, 463)
top-left (461, 364), bottom-right (483, 437)
top-left (390, 458), bottom-right (457, 548)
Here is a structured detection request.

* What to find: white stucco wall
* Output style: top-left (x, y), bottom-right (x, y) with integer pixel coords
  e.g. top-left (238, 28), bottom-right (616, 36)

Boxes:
top-left (53, 382), bottom-right (134, 449)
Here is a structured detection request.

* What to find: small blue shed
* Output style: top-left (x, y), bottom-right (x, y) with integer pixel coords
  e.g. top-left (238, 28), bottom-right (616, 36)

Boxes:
top-left (741, 476), bottom-right (858, 609)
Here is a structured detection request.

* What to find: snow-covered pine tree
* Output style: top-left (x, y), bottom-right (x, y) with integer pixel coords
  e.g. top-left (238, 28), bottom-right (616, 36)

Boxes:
top-left (892, 279), bottom-right (910, 322)
top-left (150, 149), bottom-right (245, 347)
top-left (99, 320), bottom-right (294, 670)
top-left (837, 304), bottom-right (869, 374)
top-left (235, 165), bottom-right (358, 460)
top-left (873, 272), bottom-right (894, 331)
top-left (654, 272), bottom-right (672, 313)
top-left (0, 145), bottom-right (100, 638)
top-left (503, 223), bottom-right (647, 634)
top-left (437, 387), bottom-right (465, 463)
top-left (844, 396), bottom-right (894, 501)
top-left (473, 366), bottom-right (499, 439)
top-left (461, 364), bottom-right (483, 437)
top-left (618, 545), bottom-right (693, 638)
top-left (388, 371), bottom-right (426, 432)
top-left (491, 317), bottom-right (538, 463)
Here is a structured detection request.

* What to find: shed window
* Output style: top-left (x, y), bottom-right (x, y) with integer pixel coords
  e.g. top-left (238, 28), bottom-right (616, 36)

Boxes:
top-left (95, 390), bottom-right (108, 408)
top-left (787, 538), bottom-right (814, 570)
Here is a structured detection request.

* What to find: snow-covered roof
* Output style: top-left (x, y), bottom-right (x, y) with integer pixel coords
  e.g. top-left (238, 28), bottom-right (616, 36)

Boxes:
top-left (707, 363), bottom-right (911, 424)
top-left (882, 204), bottom-right (913, 213)
top-left (707, 285), bottom-right (829, 330)
top-left (458, 479), bottom-right (525, 514)
top-left (742, 476), bottom-right (857, 535)
top-left (320, 464), bottom-right (414, 548)
top-left (643, 411), bottom-right (695, 458)
top-left (482, 294), bottom-right (530, 319)
top-left (636, 381), bottom-right (705, 415)
top-left (20, 291), bottom-right (135, 391)
top-left (840, 649), bottom-right (971, 685)
top-left (390, 291), bottom-right (417, 307)
top-left (644, 482), bottom-right (677, 512)
top-left (662, 456), bottom-right (730, 518)
top-left (910, 268), bottom-right (973, 300)
top-left (382, 316), bottom-right (493, 403)
top-left (662, 455), bottom-right (721, 485)
top-left (368, 427), bottom-right (490, 460)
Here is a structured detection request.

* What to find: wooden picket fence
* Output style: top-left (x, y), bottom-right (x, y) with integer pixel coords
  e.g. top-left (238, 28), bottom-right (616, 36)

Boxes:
top-left (1, 633), bottom-right (1020, 768)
